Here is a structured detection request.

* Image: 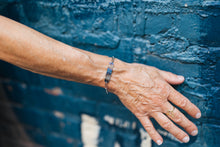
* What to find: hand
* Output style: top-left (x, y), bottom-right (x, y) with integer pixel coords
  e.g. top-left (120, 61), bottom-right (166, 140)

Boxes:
top-left (110, 63), bottom-right (201, 145)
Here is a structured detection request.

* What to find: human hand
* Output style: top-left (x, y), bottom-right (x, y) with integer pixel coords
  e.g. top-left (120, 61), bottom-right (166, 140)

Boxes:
top-left (109, 62), bottom-right (201, 145)
top-left (0, 15), bottom-right (201, 145)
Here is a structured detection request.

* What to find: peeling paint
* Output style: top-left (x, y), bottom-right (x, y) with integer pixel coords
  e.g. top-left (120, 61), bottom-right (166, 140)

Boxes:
top-left (139, 128), bottom-right (152, 147)
top-left (104, 115), bottom-right (114, 125)
top-left (44, 87), bottom-right (63, 96)
top-left (104, 115), bottom-right (136, 130)
top-left (132, 122), bottom-right (137, 130)
top-left (134, 47), bottom-right (142, 55)
top-left (114, 141), bottom-right (121, 147)
top-left (53, 111), bottom-right (64, 119)
top-left (81, 114), bottom-right (100, 147)
top-left (157, 129), bottom-right (181, 143)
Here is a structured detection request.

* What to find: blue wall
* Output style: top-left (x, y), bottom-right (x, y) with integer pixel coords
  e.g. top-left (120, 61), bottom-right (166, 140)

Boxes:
top-left (0, 0), bottom-right (219, 147)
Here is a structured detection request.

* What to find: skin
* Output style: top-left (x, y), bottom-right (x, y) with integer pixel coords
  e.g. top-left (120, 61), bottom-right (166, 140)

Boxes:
top-left (0, 15), bottom-right (201, 145)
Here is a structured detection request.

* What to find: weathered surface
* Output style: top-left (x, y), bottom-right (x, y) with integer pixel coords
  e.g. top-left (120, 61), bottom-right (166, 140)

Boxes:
top-left (0, 0), bottom-right (219, 147)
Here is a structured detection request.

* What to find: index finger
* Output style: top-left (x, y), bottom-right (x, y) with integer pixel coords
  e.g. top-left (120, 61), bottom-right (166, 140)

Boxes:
top-left (168, 86), bottom-right (201, 119)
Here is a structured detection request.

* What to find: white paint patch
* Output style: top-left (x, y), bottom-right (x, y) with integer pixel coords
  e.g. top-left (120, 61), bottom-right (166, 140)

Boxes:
top-left (114, 141), bottom-right (121, 147)
top-left (103, 115), bottom-right (136, 130)
top-left (139, 128), bottom-right (152, 147)
top-left (157, 129), bottom-right (181, 143)
top-left (81, 114), bottom-right (101, 147)
top-left (44, 87), bottom-right (63, 96)
top-left (53, 111), bottom-right (64, 119)
top-left (104, 115), bottom-right (114, 125)
top-left (132, 122), bottom-right (137, 130)
top-left (134, 47), bottom-right (142, 54)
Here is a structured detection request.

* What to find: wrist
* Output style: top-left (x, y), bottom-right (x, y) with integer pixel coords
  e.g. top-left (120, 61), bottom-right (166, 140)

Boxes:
top-left (105, 58), bottom-right (128, 94)
top-left (78, 52), bottom-right (128, 94)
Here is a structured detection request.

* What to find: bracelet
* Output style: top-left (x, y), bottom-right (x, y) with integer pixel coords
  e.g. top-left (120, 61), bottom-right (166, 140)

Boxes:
top-left (104, 56), bottom-right (115, 94)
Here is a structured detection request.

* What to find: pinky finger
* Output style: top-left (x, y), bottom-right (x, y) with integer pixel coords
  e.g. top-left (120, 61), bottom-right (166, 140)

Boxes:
top-left (137, 116), bottom-right (163, 146)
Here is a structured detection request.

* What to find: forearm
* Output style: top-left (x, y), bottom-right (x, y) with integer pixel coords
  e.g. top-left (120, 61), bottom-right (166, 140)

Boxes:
top-left (0, 16), bottom-right (202, 145)
top-left (0, 15), bottom-right (126, 90)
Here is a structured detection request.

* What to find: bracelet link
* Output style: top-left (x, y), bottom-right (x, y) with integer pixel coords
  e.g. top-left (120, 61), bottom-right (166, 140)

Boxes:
top-left (104, 56), bottom-right (115, 94)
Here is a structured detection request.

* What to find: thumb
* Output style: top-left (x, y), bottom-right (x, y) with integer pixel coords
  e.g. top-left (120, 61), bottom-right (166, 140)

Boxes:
top-left (158, 70), bottom-right (184, 85)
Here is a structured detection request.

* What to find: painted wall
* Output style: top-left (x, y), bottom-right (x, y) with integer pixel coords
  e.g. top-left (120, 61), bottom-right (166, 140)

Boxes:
top-left (0, 0), bottom-right (219, 147)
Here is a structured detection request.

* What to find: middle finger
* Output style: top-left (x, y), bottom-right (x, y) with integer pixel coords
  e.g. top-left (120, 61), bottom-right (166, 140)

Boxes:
top-left (168, 86), bottom-right (201, 119)
top-left (163, 102), bottom-right (198, 136)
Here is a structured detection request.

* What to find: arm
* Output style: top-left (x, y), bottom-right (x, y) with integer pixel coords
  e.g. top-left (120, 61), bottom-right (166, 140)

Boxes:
top-left (0, 15), bottom-right (125, 88)
top-left (0, 15), bottom-right (201, 145)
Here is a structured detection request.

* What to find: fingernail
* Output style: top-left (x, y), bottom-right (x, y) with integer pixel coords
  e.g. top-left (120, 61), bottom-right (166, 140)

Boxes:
top-left (156, 140), bottom-right (162, 146)
top-left (182, 136), bottom-right (190, 143)
top-left (191, 130), bottom-right (198, 136)
top-left (196, 113), bottom-right (201, 119)
top-left (178, 75), bottom-right (184, 80)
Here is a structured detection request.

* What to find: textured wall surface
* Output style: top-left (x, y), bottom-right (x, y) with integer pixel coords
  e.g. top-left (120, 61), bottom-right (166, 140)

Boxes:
top-left (0, 0), bottom-right (219, 147)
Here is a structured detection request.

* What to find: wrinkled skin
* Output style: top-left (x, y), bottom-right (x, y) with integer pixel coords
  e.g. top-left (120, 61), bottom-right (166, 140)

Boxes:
top-left (111, 63), bottom-right (201, 145)
top-left (0, 16), bottom-right (201, 146)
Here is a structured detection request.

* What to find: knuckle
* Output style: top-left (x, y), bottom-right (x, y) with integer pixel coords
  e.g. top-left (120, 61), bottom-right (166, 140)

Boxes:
top-left (162, 121), bottom-right (172, 130)
top-left (175, 132), bottom-right (185, 139)
top-left (173, 115), bottom-right (182, 123)
top-left (183, 122), bottom-right (194, 130)
top-left (148, 129), bottom-right (157, 136)
top-left (163, 83), bottom-right (170, 91)
top-left (167, 72), bottom-right (173, 78)
top-left (135, 112), bottom-right (148, 118)
top-left (131, 96), bottom-right (139, 105)
top-left (143, 125), bottom-right (157, 136)
top-left (161, 84), bottom-right (171, 98)
top-left (143, 124), bottom-right (152, 131)
top-left (179, 99), bottom-right (188, 108)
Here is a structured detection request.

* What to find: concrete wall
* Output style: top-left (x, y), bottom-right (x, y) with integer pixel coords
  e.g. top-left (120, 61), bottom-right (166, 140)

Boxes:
top-left (0, 0), bottom-right (219, 147)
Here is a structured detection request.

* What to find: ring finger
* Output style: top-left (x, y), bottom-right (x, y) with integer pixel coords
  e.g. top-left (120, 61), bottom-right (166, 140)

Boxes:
top-left (163, 102), bottom-right (198, 136)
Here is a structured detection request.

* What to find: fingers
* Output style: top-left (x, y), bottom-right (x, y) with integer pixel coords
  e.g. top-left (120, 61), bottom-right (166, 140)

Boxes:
top-left (137, 116), bottom-right (163, 145)
top-left (158, 70), bottom-right (184, 85)
top-left (163, 102), bottom-right (198, 136)
top-left (158, 69), bottom-right (201, 118)
top-left (168, 87), bottom-right (201, 119)
top-left (152, 112), bottom-right (190, 143)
